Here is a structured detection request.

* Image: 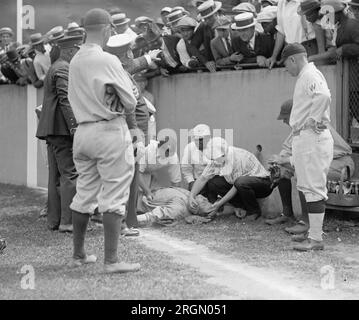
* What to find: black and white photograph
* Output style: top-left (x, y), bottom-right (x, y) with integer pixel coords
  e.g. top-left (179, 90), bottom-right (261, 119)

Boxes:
top-left (1, 0), bottom-right (359, 305)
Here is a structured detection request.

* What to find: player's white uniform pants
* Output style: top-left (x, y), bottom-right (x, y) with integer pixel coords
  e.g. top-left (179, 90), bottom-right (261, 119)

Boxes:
top-left (71, 117), bottom-right (134, 216)
top-left (292, 129), bottom-right (334, 202)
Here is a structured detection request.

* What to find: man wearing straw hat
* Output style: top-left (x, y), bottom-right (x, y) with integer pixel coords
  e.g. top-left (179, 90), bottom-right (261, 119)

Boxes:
top-left (280, 43), bottom-right (333, 251)
top-left (191, 0), bottom-right (223, 72)
top-left (68, 8), bottom-right (140, 273)
top-left (210, 16), bottom-right (243, 67)
top-left (30, 33), bottom-right (51, 81)
top-left (111, 13), bottom-right (138, 43)
top-left (0, 27), bottom-right (20, 53)
top-left (231, 12), bottom-right (274, 67)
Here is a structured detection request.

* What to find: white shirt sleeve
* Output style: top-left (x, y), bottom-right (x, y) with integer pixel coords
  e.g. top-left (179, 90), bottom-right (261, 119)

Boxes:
top-left (176, 39), bottom-right (191, 68)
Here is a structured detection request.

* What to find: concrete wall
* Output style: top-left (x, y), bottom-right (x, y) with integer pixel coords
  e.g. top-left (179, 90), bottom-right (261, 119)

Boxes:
top-left (0, 64), bottom-right (338, 188)
top-left (0, 85), bottom-right (27, 185)
top-left (149, 65), bottom-right (338, 161)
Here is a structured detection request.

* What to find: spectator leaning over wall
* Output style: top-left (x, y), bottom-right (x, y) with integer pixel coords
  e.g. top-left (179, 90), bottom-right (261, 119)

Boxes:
top-left (30, 33), bottom-right (51, 82)
top-left (297, 0), bottom-right (336, 65)
top-left (211, 16), bottom-right (244, 67)
top-left (191, 0), bottom-right (223, 72)
top-left (232, 2), bottom-right (265, 33)
top-left (267, 0), bottom-right (317, 69)
top-left (231, 12), bottom-right (275, 67)
top-left (257, 5), bottom-right (278, 40)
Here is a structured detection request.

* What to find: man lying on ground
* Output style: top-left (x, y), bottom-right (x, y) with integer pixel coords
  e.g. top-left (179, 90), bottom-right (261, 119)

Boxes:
top-left (137, 187), bottom-right (212, 226)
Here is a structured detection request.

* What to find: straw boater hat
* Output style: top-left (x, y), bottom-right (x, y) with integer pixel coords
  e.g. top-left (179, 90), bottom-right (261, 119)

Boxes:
top-left (176, 16), bottom-right (198, 29)
top-left (30, 33), bottom-right (45, 47)
top-left (214, 15), bottom-right (232, 29)
top-left (232, 2), bottom-right (256, 14)
top-left (197, 0), bottom-right (222, 19)
top-left (231, 12), bottom-right (256, 30)
top-left (47, 26), bottom-right (65, 43)
top-left (166, 10), bottom-right (187, 25)
top-left (65, 22), bottom-right (85, 36)
top-left (134, 16), bottom-right (153, 27)
top-left (161, 7), bottom-right (172, 14)
top-left (297, 0), bottom-right (321, 15)
top-left (257, 5), bottom-right (278, 22)
top-left (112, 13), bottom-right (131, 26)
top-left (320, 0), bottom-right (351, 13)
top-left (106, 33), bottom-right (132, 56)
top-left (0, 27), bottom-right (14, 37)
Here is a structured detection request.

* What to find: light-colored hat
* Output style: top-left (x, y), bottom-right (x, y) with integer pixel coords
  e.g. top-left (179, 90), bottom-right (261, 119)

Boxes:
top-left (47, 26), bottom-right (65, 43)
top-left (30, 33), bottom-right (45, 46)
top-left (198, 0), bottom-right (222, 19)
top-left (135, 16), bottom-right (153, 27)
top-left (176, 16), bottom-right (198, 29)
top-left (0, 27), bottom-right (14, 37)
top-left (106, 33), bottom-right (132, 49)
top-left (167, 10), bottom-right (187, 25)
top-left (232, 2), bottom-right (256, 14)
top-left (192, 124), bottom-right (211, 138)
top-left (214, 16), bottom-right (232, 29)
top-left (65, 22), bottom-right (85, 36)
top-left (257, 6), bottom-right (278, 22)
top-left (231, 12), bottom-right (256, 30)
top-left (204, 137), bottom-right (229, 160)
top-left (112, 13), bottom-right (131, 26)
top-left (320, 0), bottom-right (351, 13)
top-left (161, 7), bottom-right (172, 14)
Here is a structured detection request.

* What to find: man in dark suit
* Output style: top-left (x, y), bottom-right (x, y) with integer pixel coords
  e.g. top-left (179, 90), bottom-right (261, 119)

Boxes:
top-left (191, 0), bottom-right (224, 72)
top-left (210, 16), bottom-right (244, 67)
top-left (36, 35), bottom-right (82, 232)
top-left (231, 12), bottom-right (275, 67)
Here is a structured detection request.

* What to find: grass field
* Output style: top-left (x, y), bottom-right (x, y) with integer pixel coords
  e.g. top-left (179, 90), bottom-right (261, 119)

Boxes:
top-left (0, 184), bottom-right (230, 300)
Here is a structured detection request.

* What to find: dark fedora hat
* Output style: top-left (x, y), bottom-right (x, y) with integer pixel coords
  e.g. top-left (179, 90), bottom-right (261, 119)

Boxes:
top-left (297, 0), bottom-right (320, 15)
top-left (350, 0), bottom-right (359, 6)
top-left (57, 35), bottom-right (84, 49)
top-left (30, 33), bottom-right (45, 46)
top-left (6, 50), bottom-right (20, 62)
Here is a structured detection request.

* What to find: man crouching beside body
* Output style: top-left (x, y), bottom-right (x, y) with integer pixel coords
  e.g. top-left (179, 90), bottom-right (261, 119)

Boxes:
top-left (188, 137), bottom-right (274, 219)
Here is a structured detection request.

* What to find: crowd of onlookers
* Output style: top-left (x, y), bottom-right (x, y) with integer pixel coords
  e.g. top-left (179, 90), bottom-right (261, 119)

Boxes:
top-left (0, 0), bottom-right (359, 87)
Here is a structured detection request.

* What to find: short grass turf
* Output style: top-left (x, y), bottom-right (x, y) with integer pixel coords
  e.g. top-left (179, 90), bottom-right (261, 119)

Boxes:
top-left (0, 184), bottom-right (232, 300)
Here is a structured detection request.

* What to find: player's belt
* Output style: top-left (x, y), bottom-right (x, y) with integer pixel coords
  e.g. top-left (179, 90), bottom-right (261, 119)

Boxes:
top-left (293, 124), bottom-right (328, 136)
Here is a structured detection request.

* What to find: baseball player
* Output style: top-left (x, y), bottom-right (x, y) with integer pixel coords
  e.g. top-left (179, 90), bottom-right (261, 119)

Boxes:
top-left (68, 8), bottom-right (140, 273)
top-left (280, 43), bottom-right (334, 251)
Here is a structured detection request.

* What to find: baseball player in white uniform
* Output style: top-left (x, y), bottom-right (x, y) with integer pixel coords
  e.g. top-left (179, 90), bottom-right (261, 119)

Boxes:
top-left (280, 43), bottom-right (334, 251)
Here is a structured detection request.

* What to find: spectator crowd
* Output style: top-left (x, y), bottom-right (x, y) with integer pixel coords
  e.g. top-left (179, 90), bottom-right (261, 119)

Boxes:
top-left (1, 0), bottom-right (359, 86)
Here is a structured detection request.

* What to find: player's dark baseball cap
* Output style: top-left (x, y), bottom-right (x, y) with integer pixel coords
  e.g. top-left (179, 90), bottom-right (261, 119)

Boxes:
top-left (280, 43), bottom-right (307, 64)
